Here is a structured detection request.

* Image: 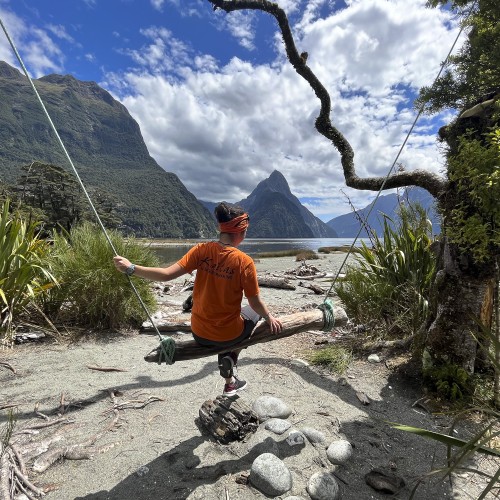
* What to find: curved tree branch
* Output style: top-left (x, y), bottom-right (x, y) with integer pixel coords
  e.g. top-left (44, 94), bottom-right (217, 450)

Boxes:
top-left (207, 0), bottom-right (448, 199)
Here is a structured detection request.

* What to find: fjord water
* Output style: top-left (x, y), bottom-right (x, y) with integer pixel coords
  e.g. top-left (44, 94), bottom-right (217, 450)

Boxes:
top-left (150, 238), bottom-right (369, 265)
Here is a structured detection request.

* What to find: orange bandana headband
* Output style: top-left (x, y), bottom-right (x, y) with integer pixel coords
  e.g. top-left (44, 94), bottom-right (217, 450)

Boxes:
top-left (219, 214), bottom-right (249, 233)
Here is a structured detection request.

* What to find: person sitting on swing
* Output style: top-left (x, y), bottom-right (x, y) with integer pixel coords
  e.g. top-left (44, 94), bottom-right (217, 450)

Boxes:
top-left (113, 202), bottom-right (283, 396)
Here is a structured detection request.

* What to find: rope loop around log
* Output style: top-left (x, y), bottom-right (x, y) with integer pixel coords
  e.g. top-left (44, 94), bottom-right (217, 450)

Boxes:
top-left (158, 336), bottom-right (176, 365)
top-left (318, 299), bottom-right (335, 331)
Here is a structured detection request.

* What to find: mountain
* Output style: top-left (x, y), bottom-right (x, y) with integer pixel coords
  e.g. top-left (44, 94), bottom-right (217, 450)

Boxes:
top-left (326, 187), bottom-right (441, 237)
top-left (0, 61), bottom-right (217, 238)
top-left (235, 170), bottom-right (337, 238)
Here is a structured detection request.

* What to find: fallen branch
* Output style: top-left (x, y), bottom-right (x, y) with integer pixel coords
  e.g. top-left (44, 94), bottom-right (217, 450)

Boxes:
top-left (298, 281), bottom-right (325, 295)
top-left (86, 365), bottom-right (128, 373)
top-left (0, 361), bottom-right (17, 374)
top-left (144, 307), bottom-right (348, 363)
top-left (258, 275), bottom-right (296, 290)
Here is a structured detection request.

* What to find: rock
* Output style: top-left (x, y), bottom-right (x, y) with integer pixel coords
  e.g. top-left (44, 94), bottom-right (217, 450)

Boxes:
top-left (135, 465), bottom-right (149, 477)
top-left (283, 497), bottom-right (308, 500)
top-left (365, 468), bottom-right (405, 494)
top-left (326, 440), bottom-right (353, 465)
top-left (290, 358), bottom-right (310, 367)
top-left (356, 391), bottom-right (370, 405)
top-left (307, 471), bottom-right (340, 500)
top-left (265, 418), bottom-right (292, 435)
top-left (252, 396), bottom-right (293, 421)
top-left (368, 354), bottom-right (380, 363)
top-left (286, 430), bottom-right (305, 446)
top-left (300, 427), bottom-right (326, 445)
top-left (249, 453), bottom-right (293, 496)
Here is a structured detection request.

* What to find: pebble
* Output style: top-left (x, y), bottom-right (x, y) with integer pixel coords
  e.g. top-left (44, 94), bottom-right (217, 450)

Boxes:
top-left (368, 354), bottom-right (381, 363)
top-left (326, 440), bottom-right (353, 465)
top-left (265, 418), bottom-right (292, 435)
top-left (300, 427), bottom-right (326, 445)
top-left (286, 430), bottom-right (305, 446)
top-left (307, 471), bottom-right (340, 500)
top-left (290, 358), bottom-right (310, 367)
top-left (250, 453), bottom-right (293, 496)
top-left (252, 396), bottom-right (293, 421)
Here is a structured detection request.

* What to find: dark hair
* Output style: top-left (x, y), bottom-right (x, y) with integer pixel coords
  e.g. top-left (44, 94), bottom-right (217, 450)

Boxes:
top-left (214, 202), bottom-right (245, 223)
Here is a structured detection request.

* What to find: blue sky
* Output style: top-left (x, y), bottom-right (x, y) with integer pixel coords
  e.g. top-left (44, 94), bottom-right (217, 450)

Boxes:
top-left (0, 0), bottom-right (461, 221)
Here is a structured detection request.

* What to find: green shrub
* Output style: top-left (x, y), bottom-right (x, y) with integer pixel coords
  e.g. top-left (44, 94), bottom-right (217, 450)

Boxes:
top-left (295, 250), bottom-right (319, 261)
top-left (424, 363), bottom-right (470, 401)
top-left (307, 345), bottom-right (353, 374)
top-left (256, 249), bottom-right (308, 258)
top-left (334, 203), bottom-right (436, 339)
top-left (0, 200), bottom-right (55, 344)
top-left (43, 222), bottom-right (159, 330)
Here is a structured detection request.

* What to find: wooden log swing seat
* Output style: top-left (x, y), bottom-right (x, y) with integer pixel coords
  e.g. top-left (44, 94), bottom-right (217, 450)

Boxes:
top-left (144, 302), bottom-right (348, 365)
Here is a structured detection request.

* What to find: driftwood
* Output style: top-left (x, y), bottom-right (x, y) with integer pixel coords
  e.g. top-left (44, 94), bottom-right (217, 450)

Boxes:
top-left (298, 281), bottom-right (325, 295)
top-left (141, 322), bottom-right (192, 333)
top-left (144, 306), bottom-right (348, 363)
top-left (198, 395), bottom-right (259, 444)
top-left (257, 275), bottom-right (296, 290)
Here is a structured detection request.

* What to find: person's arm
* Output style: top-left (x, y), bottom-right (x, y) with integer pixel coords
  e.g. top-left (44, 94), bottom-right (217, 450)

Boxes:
top-left (247, 294), bottom-right (282, 334)
top-left (113, 255), bottom-right (187, 281)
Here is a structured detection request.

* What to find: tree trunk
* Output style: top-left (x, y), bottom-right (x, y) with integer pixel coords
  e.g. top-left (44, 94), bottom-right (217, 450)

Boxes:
top-left (425, 238), bottom-right (496, 373)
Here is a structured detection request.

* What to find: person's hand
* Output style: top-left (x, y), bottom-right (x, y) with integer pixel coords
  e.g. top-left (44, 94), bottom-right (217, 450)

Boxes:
top-left (113, 255), bottom-right (132, 273)
top-left (266, 314), bottom-right (282, 334)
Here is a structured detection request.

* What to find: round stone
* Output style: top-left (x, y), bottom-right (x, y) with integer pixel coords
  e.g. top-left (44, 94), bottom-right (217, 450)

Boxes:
top-left (326, 439), bottom-right (353, 465)
top-left (250, 453), bottom-right (293, 496)
top-left (307, 471), bottom-right (340, 500)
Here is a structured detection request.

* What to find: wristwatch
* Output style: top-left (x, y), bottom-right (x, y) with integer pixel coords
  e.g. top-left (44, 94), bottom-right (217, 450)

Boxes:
top-left (125, 264), bottom-right (136, 276)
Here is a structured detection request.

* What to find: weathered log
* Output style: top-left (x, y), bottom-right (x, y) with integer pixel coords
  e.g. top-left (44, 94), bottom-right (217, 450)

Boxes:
top-left (144, 306), bottom-right (348, 363)
top-left (198, 395), bottom-right (259, 444)
top-left (141, 322), bottom-right (192, 333)
top-left (257, 275), bottom-right (296, 290)
top-left (298, 281), bottom-right (325, 295)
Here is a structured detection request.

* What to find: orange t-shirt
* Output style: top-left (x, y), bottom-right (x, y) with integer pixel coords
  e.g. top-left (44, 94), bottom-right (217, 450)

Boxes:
top-left (177, 242), bottom-right (260, 342)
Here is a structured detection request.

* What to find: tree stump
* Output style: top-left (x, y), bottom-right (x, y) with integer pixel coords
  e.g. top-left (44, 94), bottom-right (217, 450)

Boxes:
top-left (198, 395), bottom-right (259, 444)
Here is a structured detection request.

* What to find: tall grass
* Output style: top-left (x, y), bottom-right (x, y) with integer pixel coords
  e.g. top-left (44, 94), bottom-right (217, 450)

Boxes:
top-left (334, 204), bottom-right (436, 339)
top-left (0, 200), bottom-right (55, 344)
top-left (42, 222), bottom-right (159, 330)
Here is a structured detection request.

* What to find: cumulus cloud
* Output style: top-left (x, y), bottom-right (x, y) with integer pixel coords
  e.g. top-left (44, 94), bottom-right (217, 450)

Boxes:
top-left (0, 8), bottom-right (65, 76)
top-left (105, 0), bottom-right (459, 219)
top-left (1, 0), bottom-right (462, 220)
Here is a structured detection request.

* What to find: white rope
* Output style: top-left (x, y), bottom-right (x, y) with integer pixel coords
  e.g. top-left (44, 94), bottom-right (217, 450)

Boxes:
top-left (0, 17), bottom-right (164, 342)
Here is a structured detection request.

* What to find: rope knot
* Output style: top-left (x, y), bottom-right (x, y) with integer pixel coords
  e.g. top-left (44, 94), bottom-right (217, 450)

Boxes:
top-left (318, 299), bottom-right (335, 332)
top-left (158, 336), bottom-right (176, 365)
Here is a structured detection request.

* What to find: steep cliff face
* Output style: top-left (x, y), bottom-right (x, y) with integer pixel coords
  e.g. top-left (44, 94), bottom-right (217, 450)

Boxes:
top-left (238, 170), bottom-right (337, 238)
top-left (0, 61), bottom-right (216, 238)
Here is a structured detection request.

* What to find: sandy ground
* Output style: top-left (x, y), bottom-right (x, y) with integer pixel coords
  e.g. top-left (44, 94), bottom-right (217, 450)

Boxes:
top-left (0, 253), bottom-right (497, 499)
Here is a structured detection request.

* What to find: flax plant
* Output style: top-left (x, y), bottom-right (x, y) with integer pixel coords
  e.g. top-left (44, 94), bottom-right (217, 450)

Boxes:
top-left (0, 200), bottom-right (55, 344)
top-left (43, 222), bottom-right (159, 330)
top-left (335, 204), bottom-right (436, 339)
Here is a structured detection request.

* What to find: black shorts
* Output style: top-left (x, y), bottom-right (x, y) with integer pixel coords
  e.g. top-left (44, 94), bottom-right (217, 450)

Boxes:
top-left (192, 318), bottom-right (256, 348)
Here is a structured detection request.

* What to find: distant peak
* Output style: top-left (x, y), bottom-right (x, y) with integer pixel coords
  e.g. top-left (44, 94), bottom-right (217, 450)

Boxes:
top-left (265, 170), bottom-right (291, 193)
top-left (0, 61), bottom-right (24, 79)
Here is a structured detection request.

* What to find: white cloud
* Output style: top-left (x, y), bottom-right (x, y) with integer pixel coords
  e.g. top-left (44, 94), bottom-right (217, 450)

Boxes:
top-left (213, 9), bottom-right (257, 51)
top-left (0, 9), bottom-right (65, 77)
top-left (108, 0), bottom-right (459, 218)
top-left (1, 0), bottom-right (462, 220)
